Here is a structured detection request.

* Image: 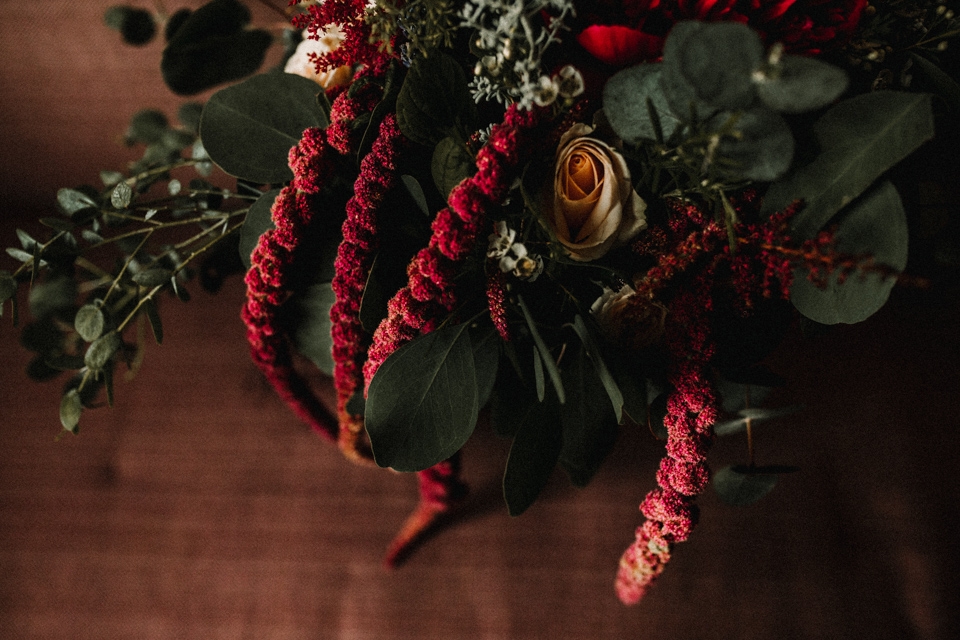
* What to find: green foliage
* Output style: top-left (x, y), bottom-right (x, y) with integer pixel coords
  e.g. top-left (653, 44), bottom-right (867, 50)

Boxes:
top-left (603, 64), bottom-right (681, 144)
top-left (59, 389), bottom-right (83, 434)
top-left (431, 136), bottom-right (475, 199)
top-left (790, 181), bottom-right (909, 324)
top-left (200, 73), bottom-right (327, 184)
top-left (104, 6), bottom-right (157, 46)
top-left (285, 283), bottom-right (336, 376)
top-left (753, 54), bottom-right (849, 114)
top-left (161, 0), bottom-right (271, 95)
top-left (763, 91), bottom-right (934, 237)
top-left (238, 188), bottom-right (280, 268)
top-left (84, 331), bottom-right (121, 373)
top-left (518, 296), bottom-right (565, 404)
top-left (74, 304), bottom-right (105, 342)
top-left (366, 321), bottom-right (496, 471)
top-left (396, 52), bottom-right (478, 146)
top-left (503, 386), bottom-right (562, 516)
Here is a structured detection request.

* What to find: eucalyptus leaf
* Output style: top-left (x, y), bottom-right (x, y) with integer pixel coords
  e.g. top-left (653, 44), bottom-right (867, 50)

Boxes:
top-left (286, 282), bottom-right (336, 376)
top-left (59, 389), bottom-right (82, 433)
top-left (74, 304), bottom-right (105, 342)
top-left (39, 217), bottom-right (76, 232)
top-left (762, 91), bottom-right (934, 238)
top-left (111, 181), bottom-right (133, 209)
top-left (908, 52), bottom-right (960, 113)
top-left (558, 344), bottom-right (619, 487)
top-left (84, 331), bottom-right (121, 372)
top-left (28, 276), bottom-right (76, 319)
top-left (532, 347), bottom-right (546, 402)
top-left (132, 268), bottom-right (174, 288)
top-left (56, 188), bottom-right (98, 217)
top-left (126, 109), bottom-right (169, 144)
top-left (503, 387), bottom-right (563, 516)
top-left (16, 229), bottom-right (37, 252)
top-left (603, 63), bottom-right (681, 143)
top-left (790, 180), bottom-right (908, 324)
top-left (200, 73), bottom-right (325, 184)
top-left (432, 136), bottom-right (475, 199)
top-left (471, 324), bottom-right (500, 409)
top-left (396, 52), bottom-right (477, 146)
top-left (0, 271), bottom-right (16, 303)
top-left (161, 0), bottom-right (271, 95)
top-left (238, 188), bottom-right (280, 268)
top-left (366, 322), bottom-right (479, 471)
top-left (713, 465), bottom-right (778, 506)
top-left (401, 175), bottom-right (430, 217)
top-left (144, 297), bottom-right (164, 344)
top-left (5, 248), bottom-right (35, 264)
top-left (676, 21), bottom-right (763, 111)
top-left (713, 108), bottom-right (794, 182)
top-left (754, 55), bottom-right (848, 114)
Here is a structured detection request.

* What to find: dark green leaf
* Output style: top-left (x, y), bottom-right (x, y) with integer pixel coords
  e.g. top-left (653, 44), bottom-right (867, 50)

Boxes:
top-left (603, 63), bottom-right (681, 143)
top-left (366, 322), bottom-right (479, 471)
top-left (401, 175), bottom-right (430, 217)
top-left (431, 136), bottom-right (475, 199)
top-left (518, 295), bottom-right (565, 404)
top-left (754, 55), bottom-right (848, 114)
top-left (74, 304), bottom-right (105, 342)
top-left (178, 102), bottom-right (205, 133)
top-left (648, 391), bottom-right (668, 439)
top-left (396, 52), bottom-right (477, 146)
top-left (85, 331), bottom-right (121, 372)
top-left (104, 6), bottom-right (157, 46)
top-left (132, 268), bottom-right (174, 288)
top-left (790, 180), bottom-right (908, 324)
top-left (44, 353), bottom-right (85, 371)
top-left (471, 323), bottom-right (500, 409)
top-left (559, 344), bottom-right (619, 487)
top-left (909, 52), bottom-right (960, 113)
top-left (6, 248), bottom-right (34, 263)
top-left (161, 0), bottom-right (271, 95)
top-left (56, 188), bottom-right (98, 217)
top-left (239, 188), bottom-right (280, 268)
top-left (39, 217), bottom-right (76, 232)
top-left (126, 109), bottom-right (169, 145)
top-left (16, 229), bottom-right (37, 252)
top-left (200, 72), bottom-right (325, 183)
top-left (28, 276), bottom-right (76, 319)
top-left (570, 315), bottom-right (624, 423)
top-left (144, 297), bottom-right (164, 344)
top-left (532, 347), bottom-right (545, 402)
top-left (286, 283), bottom-right (335, 376)
top-left (713, 465), bottom-right (778, 506)
top-left (503, 387), bottom-right (562, 516)
top-left (490, 348), bottom-right (536, 438)
top-left (714, 404), bottom-right (803, 436)
top-left (763, 91), bottom-right (934, 237)
top-left (713, 108), bottom-right (794, 182)
top-left (677, 22), bottom-right (762, 110)
top-left (59, 389), bottom-right (82, 433)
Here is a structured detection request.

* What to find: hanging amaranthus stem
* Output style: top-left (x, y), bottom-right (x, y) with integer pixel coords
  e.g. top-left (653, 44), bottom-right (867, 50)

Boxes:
top-left (330, 113), bottom-right (406, 462)
top-left (242, 127), bottom-right (339, 441)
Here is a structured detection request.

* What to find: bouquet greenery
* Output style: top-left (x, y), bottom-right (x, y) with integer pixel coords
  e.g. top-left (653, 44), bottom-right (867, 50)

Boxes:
top-left (2, 0), bottom-right (958, 604)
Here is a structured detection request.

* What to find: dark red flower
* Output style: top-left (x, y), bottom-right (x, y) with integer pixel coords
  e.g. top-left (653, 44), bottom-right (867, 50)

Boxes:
top-left (576, 25), bottom-right (664, 67)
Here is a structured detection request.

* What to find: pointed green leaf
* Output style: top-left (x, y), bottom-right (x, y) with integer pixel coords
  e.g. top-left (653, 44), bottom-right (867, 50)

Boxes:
top-left (396, 52), bottom-right (478, 146)
top-left (132, 268), bottom-right (174, 288)
top-left (763, 91), bottom-right (934, 238)
top-left (366, 322), bottom-right (479, 471)
top-left (56, 188), bottom-right (98, 218)
top-left (59, 389), bottom-right (82, 433)
top-left (144, 297), bottom-right (164, 344)
top-left (532, 346), bottom-right (545, 402)
top-left (570, 315), bottom-right (623, 423)
top-left (200, 72), bottom-right (325, 183)
top-left (0, 271), bottom-right (16, 304)
top-left (432, 136), bottom-right (475, 199)
top-left (517, 295), bottom-right (565, 404)
top-left (471, 324), bottom-right (500, 409)
top-left (401, 175), bottom-right (431, 217)
top-left (503, 387), bottom-right (562, 516)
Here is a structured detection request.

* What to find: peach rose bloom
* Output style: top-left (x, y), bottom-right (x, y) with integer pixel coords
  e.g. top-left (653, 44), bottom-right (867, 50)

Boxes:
top-left (284, 27), bottom-right (353, 90)
top-left (546, 124), bottom-right (647, 261)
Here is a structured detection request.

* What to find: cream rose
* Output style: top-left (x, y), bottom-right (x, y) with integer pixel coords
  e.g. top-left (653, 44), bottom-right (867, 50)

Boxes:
top-left (545, 124), bottom-right (647, 261)
top-left (284, 28), bottom-right (353, 90)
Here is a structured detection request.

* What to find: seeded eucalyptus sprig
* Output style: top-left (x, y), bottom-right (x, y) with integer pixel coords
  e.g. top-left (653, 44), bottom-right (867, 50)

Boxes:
top-left (2, 108), bottom-right (260, 435)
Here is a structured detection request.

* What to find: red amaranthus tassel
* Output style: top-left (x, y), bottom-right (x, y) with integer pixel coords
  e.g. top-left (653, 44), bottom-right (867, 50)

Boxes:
top-left (242, 127), bottom-right (338, 440)
top-left (616, 273), bottom-right (719, 604)
top-left (330, 114), bottom-right (406, 462)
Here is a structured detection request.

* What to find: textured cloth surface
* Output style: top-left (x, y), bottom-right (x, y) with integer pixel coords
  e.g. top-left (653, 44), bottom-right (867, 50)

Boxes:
top-left (2, 3), bottom-right (960, 639)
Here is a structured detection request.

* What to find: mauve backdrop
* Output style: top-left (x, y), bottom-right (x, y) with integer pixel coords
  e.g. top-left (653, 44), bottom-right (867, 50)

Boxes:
top-left (2, 2), bottom-right (960, 639)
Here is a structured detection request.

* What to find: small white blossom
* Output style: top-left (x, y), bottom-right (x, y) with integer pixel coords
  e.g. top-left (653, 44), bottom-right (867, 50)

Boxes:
top-left (487, 221), bottom-right (517, 258)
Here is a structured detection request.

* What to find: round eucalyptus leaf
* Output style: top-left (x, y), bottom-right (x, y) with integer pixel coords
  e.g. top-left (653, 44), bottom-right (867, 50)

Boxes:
top-left (60, 389), bottom-right (83, 433)
top-left (84, 331), bottom-right (121, 372)
top-left (713, 108), bottom-right (794, 182)
top-left (199, 73), bottom-right (326, 184)
top-left (74, 304), bottom-right (105, 342)
top-left (676, 22), bottom-right (762, 111)
top-left (713, 465), bottom-right (778, 506)
top-left (755, 55), bottom-right (849, 114)
top-left (56, 188), bottom-right (98, 217)
top-left (790, 180), bottom-right (908, 325)
top-left (126, 109), bottom-right (169, 145)
top-left (111, 182), bottom-right (133, 209)
top-left (603, 63), bottom-right (681, 143)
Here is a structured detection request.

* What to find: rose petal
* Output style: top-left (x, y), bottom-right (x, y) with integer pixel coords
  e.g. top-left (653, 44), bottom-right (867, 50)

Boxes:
top-left (576, 25), bottom-right (664, 67)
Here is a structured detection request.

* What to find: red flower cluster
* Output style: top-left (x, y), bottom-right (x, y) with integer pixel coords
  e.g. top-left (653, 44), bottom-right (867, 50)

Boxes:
top-left (572, 0), bottom-right (866, 67)
top-left (362, 105), bottom-right (546, 390)
top-left (291, 0), bottom-right (389, 72)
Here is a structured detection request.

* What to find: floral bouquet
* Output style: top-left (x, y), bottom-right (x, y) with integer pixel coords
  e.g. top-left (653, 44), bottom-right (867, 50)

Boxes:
top-left (2, 0), bottom-right (957, 604)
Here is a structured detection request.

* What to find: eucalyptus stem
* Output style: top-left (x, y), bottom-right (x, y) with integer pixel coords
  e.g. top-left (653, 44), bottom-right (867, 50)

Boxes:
top-left (10, 231), bottom-right (66, 278)
top-left (101, 231), bottom-right (153, 308)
